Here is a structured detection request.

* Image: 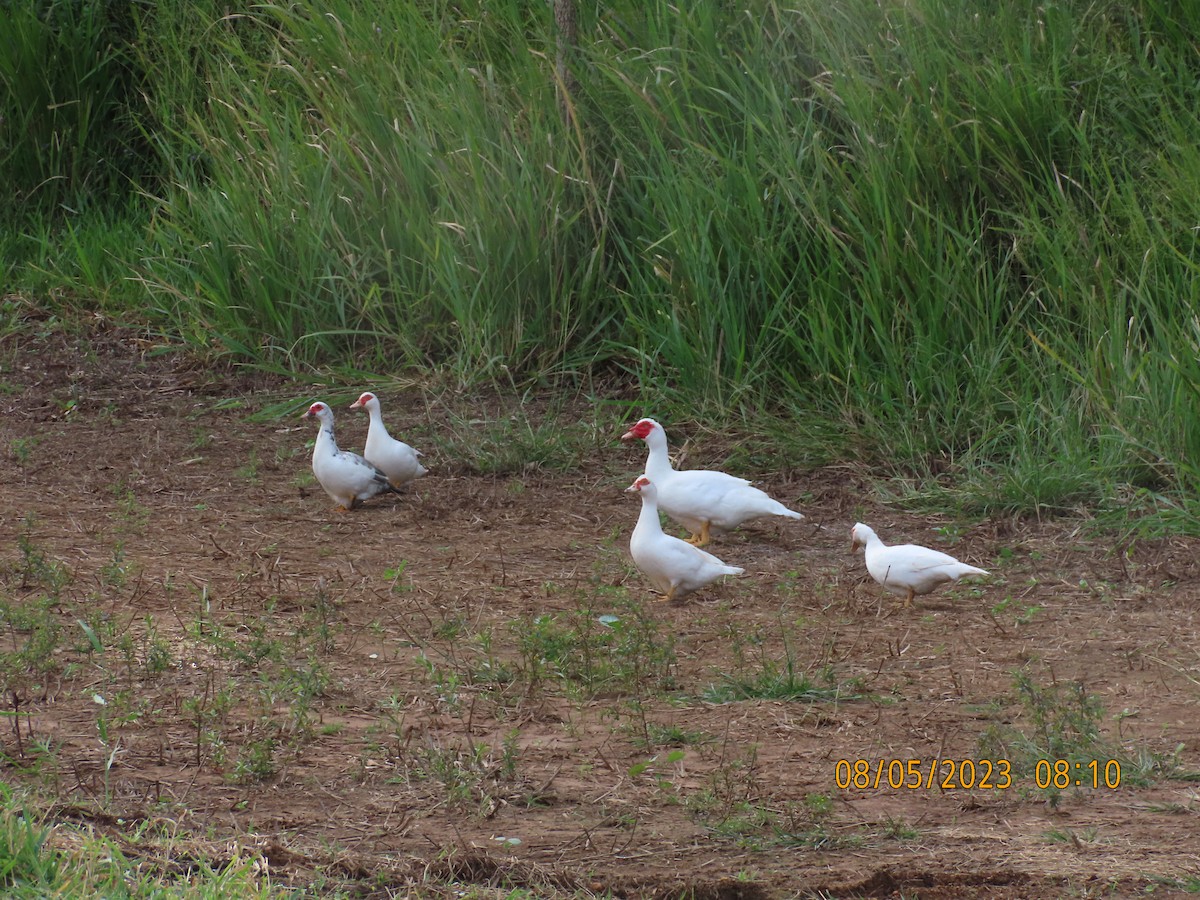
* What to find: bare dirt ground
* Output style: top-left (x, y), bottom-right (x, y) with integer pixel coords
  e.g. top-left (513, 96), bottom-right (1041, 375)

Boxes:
top-left (3, 318), bottom-right (1200, 898)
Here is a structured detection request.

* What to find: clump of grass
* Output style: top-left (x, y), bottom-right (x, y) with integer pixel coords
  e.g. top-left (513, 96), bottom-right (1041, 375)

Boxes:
top-left (0, 0), bottom-right (154, 309)
top-left (703, 661), bottom-right (862, 705)
top-left (132, 0), bottom-right (612, 378)
top-left (0, 782), bottom-right (285, 897)
top-left (991, 673), bottom-right (1105, 764)
top-left (8, 518), bottom-right (68, 593)
top-left (631, 722), bottom-right (710, 751)
top-left (702, 626), bottom-right (863, 705)
top-left (979, 671), bottom-right (1180, 803)
top-left (771, 793), bottom-right (848, 850)
top-left (686, 742), bottom-right (854, 850)
top-left (0, 2), bottom-right (148, 221)
top-left (0, 594), bottom-right (63, 759)
top-left (390, 731), bottom-right (526, 815)
top-left (0, 783), bottom-right (59, 889)
top-left (512, 588), bottom-right (676, 698)
top-left (429, 408), bottom-right (589, 476)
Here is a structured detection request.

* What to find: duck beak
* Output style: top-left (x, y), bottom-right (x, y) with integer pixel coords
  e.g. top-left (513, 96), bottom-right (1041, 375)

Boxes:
top-left (619, 429), bottom-right (634, 441)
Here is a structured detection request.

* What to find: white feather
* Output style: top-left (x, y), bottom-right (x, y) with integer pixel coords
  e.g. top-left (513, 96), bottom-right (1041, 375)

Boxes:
top-left (851, 522), bottom-right (988, 605)
top-left (304, 402), bottom-right (396, 510)
top-left (621, 418), bottom-right (803, 545)
top-left (627, 476), bottom-right (743, 601)
top-left (349, 392), bottom-right (428, 488)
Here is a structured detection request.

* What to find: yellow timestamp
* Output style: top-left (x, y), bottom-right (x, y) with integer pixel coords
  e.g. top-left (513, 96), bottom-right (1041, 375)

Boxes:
top-left (834, 758), bottom-right (1123, 791)
top-left (1034, 758), bottom-right (1122, 789)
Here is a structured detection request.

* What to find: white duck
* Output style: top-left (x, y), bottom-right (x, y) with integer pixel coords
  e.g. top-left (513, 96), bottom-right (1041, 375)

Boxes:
top-left (621, 418), bottom-right (804, 546)
top-left (850, 523), bottom-right (989, 608)
top-left (303, 401), bottom-right (399, 510)
top-left (347, 391), bottom-right (427, 487)
top-left (626, 475), bottom-right (744, 602)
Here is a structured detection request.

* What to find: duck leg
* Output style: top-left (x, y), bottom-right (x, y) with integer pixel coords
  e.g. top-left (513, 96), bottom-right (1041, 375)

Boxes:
top-left (663, 584), bottom-right (678, 602)
top-left (687, 521), bottom-right (712, 547)
top-left (904, 588), bottom-right (914, 608)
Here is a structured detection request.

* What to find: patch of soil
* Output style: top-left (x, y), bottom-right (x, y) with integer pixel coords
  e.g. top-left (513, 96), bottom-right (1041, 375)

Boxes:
top-left (2, 320), bottom-right (1200, 898)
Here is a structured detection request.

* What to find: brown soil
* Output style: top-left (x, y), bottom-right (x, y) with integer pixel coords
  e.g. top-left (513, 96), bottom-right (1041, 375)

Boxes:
top-left (3, 318), bottom-right (1200, 898)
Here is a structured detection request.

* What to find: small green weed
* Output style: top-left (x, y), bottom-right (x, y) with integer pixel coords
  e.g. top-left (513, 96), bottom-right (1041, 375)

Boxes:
top-left (235, 451), bottom-right (261, 484)
top-left (771, 792), bottom-right (851, 849)
top-left (703, 661), bottom-right (861, 704)
top-left (627, 748), bottom-right (686, 794)
top-left (406, 734), bottom-right (525, 813)
top-left (978, 671), bottom-right (1176, 804)
top-left (182, 677), bottom-right (235, 771)
top-left (991, 595), bottom-right (1043, 626)
top-left (877, 815), bottom-right (920, 840)
top-left (303, 581), bottom-right (340, 654)
top-left (9, 519), bottom-right (68, 592)
top-left (512, 589), bottom-right (676, 698)
top-left (233, 736), bottom-right (278, 784)
top-left (632, 722), bottom-right (711, 750)
top-left (1148, 875), bottom-right (1200, 893)
top-left (140, 616), bottom-right (173, 675)
top-left (99, 541), bottom-right (132, 587)
top-left (1043, 826), bottom-right (1098, 845)
top-left (9, 436), bottom-right (36, 470)
top-left (384, 561), bottom-right (412, 592)
top-left (0, 595), bottom-right (62, 686)
top-left (108, 481), bottom-right (149, 533)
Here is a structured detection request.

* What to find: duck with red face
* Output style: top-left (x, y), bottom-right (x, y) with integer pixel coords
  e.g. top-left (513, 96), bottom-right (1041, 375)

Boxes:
top-left (621, 417), bottom-right (803, 546)
top-left (348, 391), bottom-right (427, 488)
top-left (303, 401), bottom-right (398, 511)
top-left (625, 475), bottom-right (743, 603)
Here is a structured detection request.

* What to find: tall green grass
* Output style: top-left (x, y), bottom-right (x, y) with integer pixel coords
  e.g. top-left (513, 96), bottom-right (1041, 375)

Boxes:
top-left (137, 0), bottom-right (613, 374)
top-left (6, 0), bottom-right (1200, 518)
top-left (0, 0), bottom-right (153, 307)
top-left (0, 1), bottom-right (145, 218)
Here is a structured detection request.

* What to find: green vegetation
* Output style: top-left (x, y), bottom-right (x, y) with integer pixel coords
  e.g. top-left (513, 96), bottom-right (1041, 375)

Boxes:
top-left (0, 459), bottom-right (1193, 895)
top-left (978, 670), bottom-right (1183, 805)
top-left (702, 657), bottom-right (862, 704)
top-left (0, 783), bottom-right (288, 898)
top-left (512, 592), bottom-right (677, 697)
top-left (5, 0), bottom-right (1200, 521)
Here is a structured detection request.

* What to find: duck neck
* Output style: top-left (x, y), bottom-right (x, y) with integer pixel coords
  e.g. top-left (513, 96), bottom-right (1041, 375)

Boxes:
top-left (643, 430), bottom-right (674, 481)
top-left (863, 533), bottom-right (886, 557)
top-left (367, 404), bottom-right (388, 437)
top-left (634, 492), bottom-right (664, 537)
top-left (314, 419), bottom-right (338, 459)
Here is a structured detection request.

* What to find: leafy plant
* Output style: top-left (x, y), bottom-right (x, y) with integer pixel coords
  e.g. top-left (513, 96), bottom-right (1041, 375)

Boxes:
top-left (0, 784), bottom-right (59, 889)
top-left (9, 520), bottom-right (68, 593)
top-left (512, 590), bottom-right (676, 698)
top-left (702, 627), bottom-right (863, 704)
top-left (979, 671), bottom-right (1178, 802)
